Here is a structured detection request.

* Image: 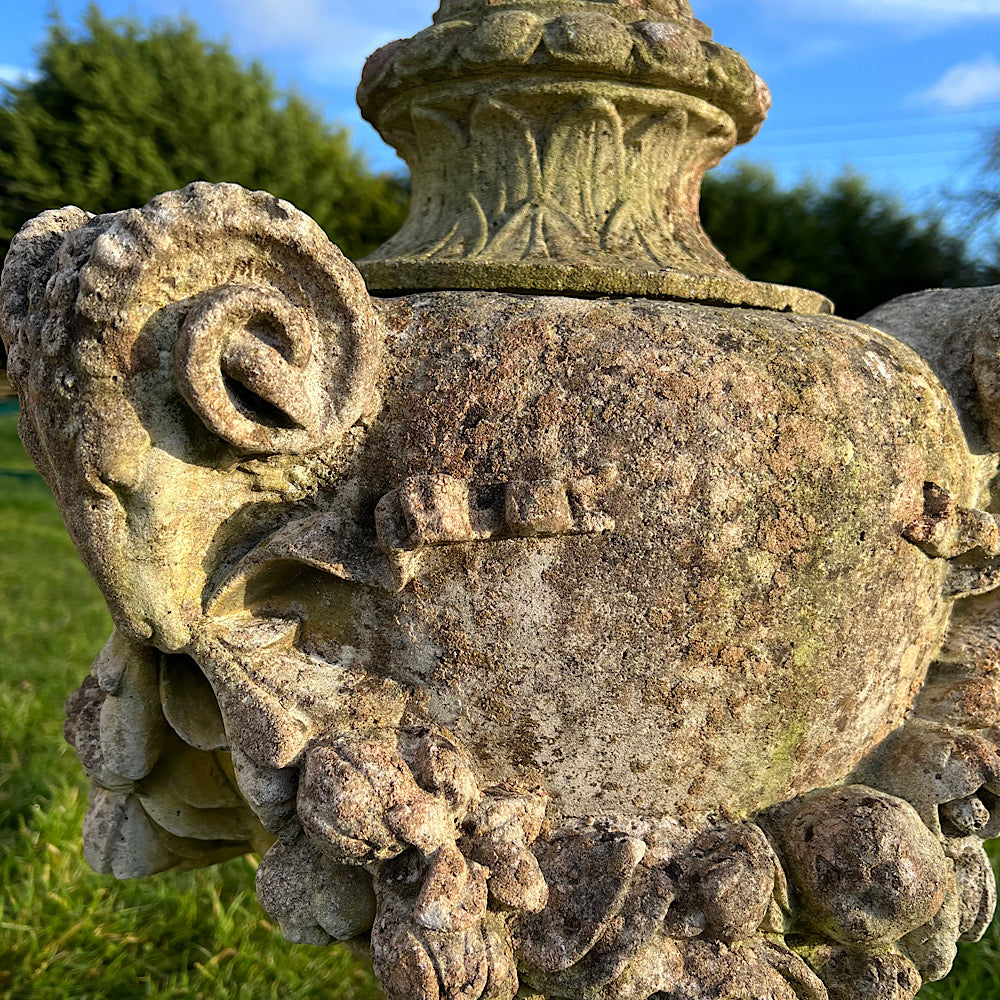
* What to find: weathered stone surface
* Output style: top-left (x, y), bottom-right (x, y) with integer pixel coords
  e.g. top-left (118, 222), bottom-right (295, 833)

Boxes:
top-left (6, 176), bottom-right (1000, 998)
top-left (780, 786), bottom-right (951, 946)
top-left (858, 721), bottom-right (1000, 836)
top-left (6, 167), bottom-right (1000, 1000)
top-left (951, 843), bottom-right (997, 941)
top-left (7, 187), bottom-right (980, 814)
top-left (256, 832), bottom-right (377, 944)
top-left (802, 945), bottom-right (921, 1000)
top-left (900, 884), bottom-right (961, 982)
top-left (7, 2), bottom-right (1000, 997)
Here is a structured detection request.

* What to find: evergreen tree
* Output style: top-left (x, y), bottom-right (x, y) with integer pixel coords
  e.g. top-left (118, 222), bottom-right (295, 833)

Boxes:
top-left (701, 163), bottom-right (995, 318)
top-left (0, 6), bottom-right (408, 264)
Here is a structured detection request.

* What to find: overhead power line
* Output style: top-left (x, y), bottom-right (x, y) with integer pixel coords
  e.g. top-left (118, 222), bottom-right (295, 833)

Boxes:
top-left (761, 101), bottom-right (1000, 135)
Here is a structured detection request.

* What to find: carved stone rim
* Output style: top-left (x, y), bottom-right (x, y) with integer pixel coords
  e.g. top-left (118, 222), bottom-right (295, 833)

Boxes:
top-left (358, 258), bottom-right (835, 314)
top-left (357, 3), bottom-right (769, 144)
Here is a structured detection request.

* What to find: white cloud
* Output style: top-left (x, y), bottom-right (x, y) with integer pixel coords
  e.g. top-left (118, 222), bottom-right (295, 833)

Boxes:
top-left (215, 0), bottom-right (430, 74)
top-left (0, 64), bottom-right (39, 86)
top-left (916, 54), bottom-right (1000, 108)
top-left (755, 0), bottom-right (1000, 24)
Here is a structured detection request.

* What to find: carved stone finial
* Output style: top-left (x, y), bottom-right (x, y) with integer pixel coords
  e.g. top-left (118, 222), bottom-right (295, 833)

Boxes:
top-left (357, 0), bottom-right (831, 312)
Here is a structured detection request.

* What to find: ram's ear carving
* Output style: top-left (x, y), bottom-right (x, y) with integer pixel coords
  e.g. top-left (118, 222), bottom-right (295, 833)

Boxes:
top-left (67, 182), bottom-right (382, 455)
top-left (861, 287), bottom-right (1000, 458)
top-left (972, 294), bottom-right (1000, 454)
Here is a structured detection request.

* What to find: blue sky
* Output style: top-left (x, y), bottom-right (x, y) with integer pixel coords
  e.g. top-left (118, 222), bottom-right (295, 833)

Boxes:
top-left (2, 0), bottom-right (999, 255)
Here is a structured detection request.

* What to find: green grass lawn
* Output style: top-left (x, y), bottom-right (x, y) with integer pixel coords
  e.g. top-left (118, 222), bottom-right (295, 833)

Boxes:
top-left (0, 406), bottom-right (997, 999)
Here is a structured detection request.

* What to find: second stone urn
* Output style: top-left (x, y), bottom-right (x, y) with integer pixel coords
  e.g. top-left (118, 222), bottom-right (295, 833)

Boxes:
top-left (4, 2), bottom-right (1000, 999)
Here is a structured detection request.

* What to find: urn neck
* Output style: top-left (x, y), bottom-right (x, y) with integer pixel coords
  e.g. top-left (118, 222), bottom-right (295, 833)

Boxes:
top-left (356, 0), bottom-right (831, 314)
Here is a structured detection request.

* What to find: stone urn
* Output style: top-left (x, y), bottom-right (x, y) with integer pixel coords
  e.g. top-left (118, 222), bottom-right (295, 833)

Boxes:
top-left (3, 2), bottom-right (1000, 999)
